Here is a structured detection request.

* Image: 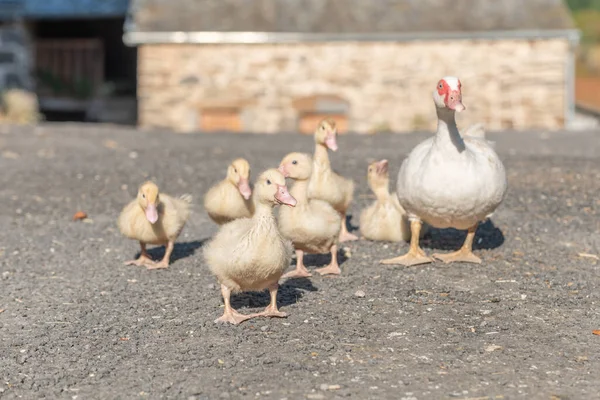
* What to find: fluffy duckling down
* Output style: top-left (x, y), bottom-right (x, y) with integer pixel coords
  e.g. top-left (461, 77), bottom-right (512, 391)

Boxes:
top-left (118, 181), bottom-right (191, 269)
top-left (360, 159), bottom-right (428, 242)
top-left (204, 158), bottom-right (254, 225)
top-left (308, 119), bottom-right (357, 242)
top-left (204, 169), bottom-right (296, 325)
top-left (278, 152), bottom-right (342, 278)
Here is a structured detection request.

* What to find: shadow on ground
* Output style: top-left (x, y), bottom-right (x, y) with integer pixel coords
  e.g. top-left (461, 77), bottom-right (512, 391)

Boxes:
top-left (230, 278), bottom-right (318, 309)
top-left (137, 240), bottom-right (207, 263)
top-left (421, 219), bottom-right (505, 251)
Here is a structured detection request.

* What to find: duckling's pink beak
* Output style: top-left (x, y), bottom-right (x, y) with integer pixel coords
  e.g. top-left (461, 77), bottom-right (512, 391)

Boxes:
top-left (238, 178), bottom-right (252, 200)
top-left (145, 203), bottom-right (158, 224)
top-left (275, 184), bottom-right (296, 207)
top-left (376, 159), bottom-right (389, 175)
top-left (325, 134), bottom-right (338, 151)
top-left (278, 164), bottom-right (289, 177)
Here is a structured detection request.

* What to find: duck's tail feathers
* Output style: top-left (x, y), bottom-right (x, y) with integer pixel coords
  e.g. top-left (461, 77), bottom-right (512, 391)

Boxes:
top-left (463, 123), bottom-right (486, 139)
top-left (180, 194), bottom-right (193, 203)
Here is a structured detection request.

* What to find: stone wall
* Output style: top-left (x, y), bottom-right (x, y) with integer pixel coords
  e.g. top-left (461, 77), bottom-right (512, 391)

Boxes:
top-left (137, 39), bottom-right (570, 133)
top-left (0, 23), bottom-right (33, 92)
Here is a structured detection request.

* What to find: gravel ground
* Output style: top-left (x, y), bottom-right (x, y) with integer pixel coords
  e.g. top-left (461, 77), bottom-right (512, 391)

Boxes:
top-left (0, 124), bottom-right (599, 400)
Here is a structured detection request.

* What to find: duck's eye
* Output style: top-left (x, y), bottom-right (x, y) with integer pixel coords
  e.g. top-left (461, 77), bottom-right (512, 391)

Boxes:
top-left (266, 179), bottom-right (271, 185)
top-left (368, 168), bottom-right (372, 172)
top-left (142, 194), bottom-right (146, 199)
top-left (321, 125), bottom-right (325, 130)
top-left (234, 168), bottom-right (237, 173)
top-left (292, 160), bottom-right (297, 165)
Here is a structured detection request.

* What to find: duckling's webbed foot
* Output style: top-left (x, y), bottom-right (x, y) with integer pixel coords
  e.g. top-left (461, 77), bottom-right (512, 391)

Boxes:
top-left (145, 240), bottom-right (173, 270)
top-left (124, 256), bottom-right (155, 267)
top-left (215, 309), bottom-right (256, 325)
top-left (338, 216), bottom-right (358, 242)
top-left (432, 224), bottom-right (481, 264)
top-left (146, 260), bottom-right (169, 270)
top-left (255, 284), bottom-right (288, 319)
top-left (215, 284), bottom-right (256, 325)
top-left (281, 250), bottom-right (312, 279)
top-left (124, 242), bottom-right (155, 268)
top-left (315, 245), bottom-right (341, 275)
top-left (380, 220), bottom-right (433, 266)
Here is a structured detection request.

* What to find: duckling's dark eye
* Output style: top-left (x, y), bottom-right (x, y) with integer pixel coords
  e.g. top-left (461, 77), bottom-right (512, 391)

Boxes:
top-left (142, 194), bottom-right (146, 198)
top-left (292, 160), bottom-right (297, 165)
top-left (234, 168), bottom-right (237, 173)
top-left (368, 168), bottom-right (372, 172)
top-left (266, 179), bottom-right (271, 185)
top-left (321, 125), bottom-right (325, 130)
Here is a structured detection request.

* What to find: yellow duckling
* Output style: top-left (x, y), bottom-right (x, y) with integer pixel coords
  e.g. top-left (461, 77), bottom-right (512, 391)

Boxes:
top-left (308, 119), bottom-right (357, 242)
top-left (118, 181), bottom-right (191, 269)
top-left (204, 158), bottom-right (254, 225)
top-left (278, 152), bottom-right (342, 278)
top-left (360, 159), bottom-right (411, 242)
top-left (204, 169), bottom-right (297, 325)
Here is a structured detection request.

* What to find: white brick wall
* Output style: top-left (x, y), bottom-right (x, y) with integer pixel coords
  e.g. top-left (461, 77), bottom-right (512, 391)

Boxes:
top-left (138, 39), bottom-right (570, 133)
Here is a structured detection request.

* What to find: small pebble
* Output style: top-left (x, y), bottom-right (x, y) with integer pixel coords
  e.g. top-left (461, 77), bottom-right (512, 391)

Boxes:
top-left (207, 283), bottom-right (215, 290)
top-left (354, 290), bottom-right (366, 298)
top-left (129, 151), bottom-right (138, 159)
top-left (260, 326), bottom-right (269, 332)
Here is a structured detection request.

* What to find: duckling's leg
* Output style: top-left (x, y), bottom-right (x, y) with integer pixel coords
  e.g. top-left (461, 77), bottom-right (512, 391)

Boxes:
top-left (315, 244), bottom-right (341, 275)
top-left (147, 240), bottom-right (174, 270)
top-left (255, 283), bottom-right (288, 318)
top-left (338, 212), bottom-right (358, 242)
top-left (433, 224), bottom-right (482, 264)
top-left (124, 242), bottom-right (155, 268)
top-left (281, 250), bottom-right (312, 279)
top-left (380, 220), bottom-right (433, 266)
top-left (215, 284), bottom-right (255, 325)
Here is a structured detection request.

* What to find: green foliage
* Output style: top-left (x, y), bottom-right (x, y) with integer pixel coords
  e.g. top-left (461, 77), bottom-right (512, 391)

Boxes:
top-left (35, 69), bottom-right (95, 99)
top-left (566, 0), bottom-right (600, 11)
top-left (572, 10), bottom-right (600, 43)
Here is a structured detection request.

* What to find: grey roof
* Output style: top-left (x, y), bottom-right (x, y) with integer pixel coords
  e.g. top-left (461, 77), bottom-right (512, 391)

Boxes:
top-left (0, 0), bottom-right (129, 20)
top-left (127, 0), bottom-right (574, 33)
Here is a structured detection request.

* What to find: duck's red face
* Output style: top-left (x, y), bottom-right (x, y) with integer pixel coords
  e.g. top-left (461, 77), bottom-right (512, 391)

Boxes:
top-left (437, 78), bottom-right (465, 112)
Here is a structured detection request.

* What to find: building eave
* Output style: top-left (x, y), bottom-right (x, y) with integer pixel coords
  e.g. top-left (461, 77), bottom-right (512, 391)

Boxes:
top-left (123, 29), bottom-right (581, 46)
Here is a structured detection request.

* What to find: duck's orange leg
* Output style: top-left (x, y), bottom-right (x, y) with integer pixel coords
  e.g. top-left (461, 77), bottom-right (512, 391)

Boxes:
top-left (380, 220), bottom-right (433, 266)
top-left (433, 224), bottom-right (482, 264)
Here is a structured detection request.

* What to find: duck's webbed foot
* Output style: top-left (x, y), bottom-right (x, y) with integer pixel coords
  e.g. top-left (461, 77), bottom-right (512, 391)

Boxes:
top-left (432, 249), bottom-right (481, 264)
top-left (381, 248), bottom-right (433, 266)
top-left (432, 223), bottom-right (481, 264)
top-left (380, 220), bottom-right (433, 266)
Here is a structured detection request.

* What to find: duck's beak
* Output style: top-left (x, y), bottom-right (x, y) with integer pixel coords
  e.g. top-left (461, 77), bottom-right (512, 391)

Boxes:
top-left (446, 90), bottom-right (465, 112)
top-left (325, 133), bottom-right (338, 151)
top-left (238, 178), bottom-right (252, 200)
top-left (275, 184), bottom-right (296, 207)
top-left (145, 203), bottom-right (158, 224)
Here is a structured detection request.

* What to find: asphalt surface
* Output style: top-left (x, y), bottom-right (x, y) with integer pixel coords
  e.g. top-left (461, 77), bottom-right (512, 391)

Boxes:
top-left (0, 123), bottom-right (599, 400)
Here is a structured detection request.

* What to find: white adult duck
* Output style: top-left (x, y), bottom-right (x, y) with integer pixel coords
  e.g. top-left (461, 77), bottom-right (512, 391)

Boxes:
top-left (381, 77), bottom-right (507, 266)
